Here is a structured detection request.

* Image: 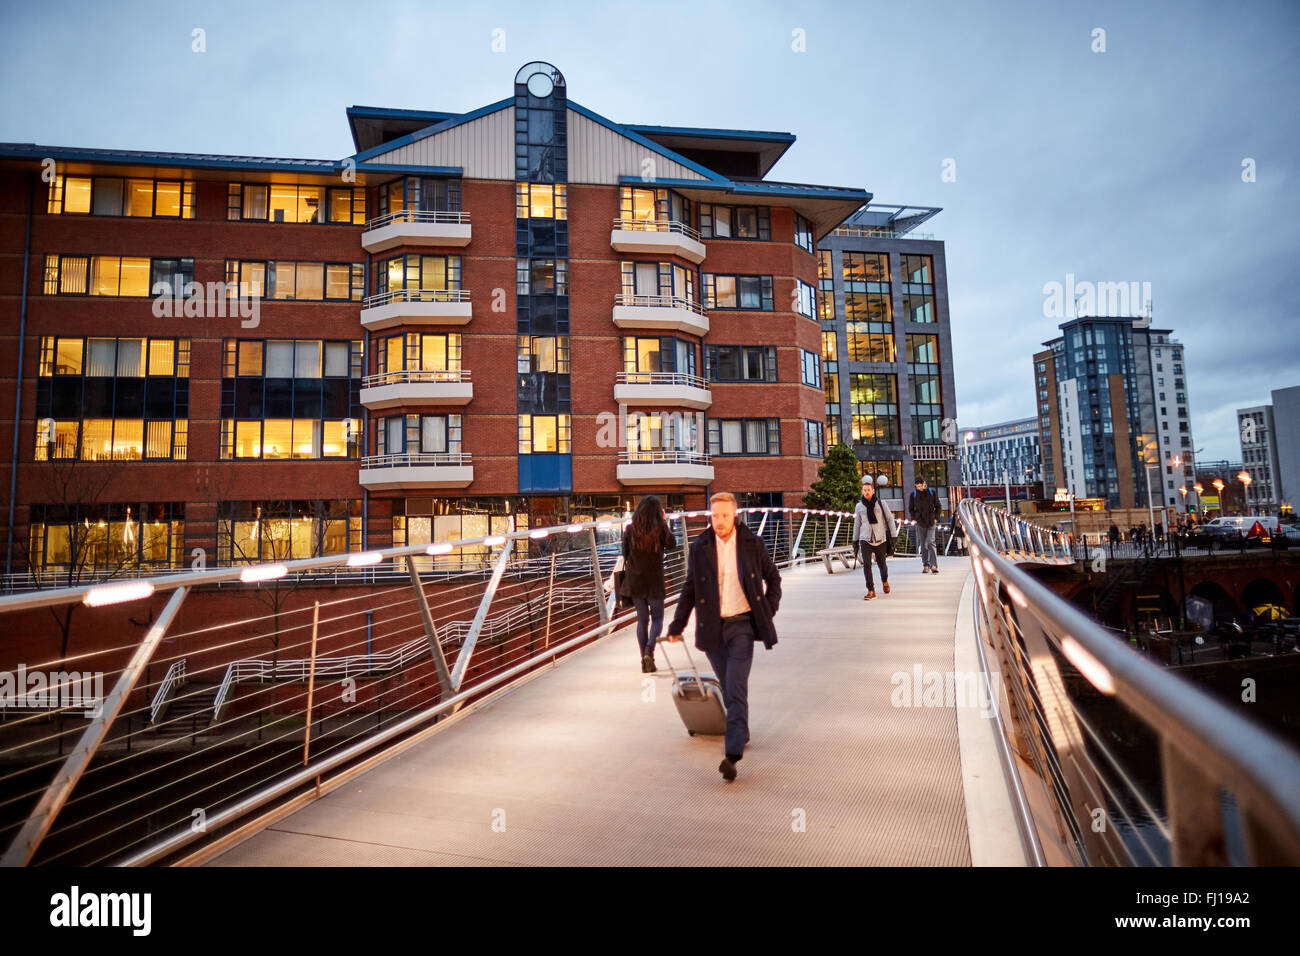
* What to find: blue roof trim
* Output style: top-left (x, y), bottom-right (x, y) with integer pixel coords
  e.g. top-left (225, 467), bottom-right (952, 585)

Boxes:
top-left (347, 105), bottom-right (457, 122)
top-left (731, 180), bottom-right (871, 201)
top-left (617, 176), bottom-right (723, 189)
top-left (623, 124), bottom-right (795, 144)
top-left (0, 143), bottom-right (338, 172)
top-left (354, 164), bottom-right (463, 177)
top-left (0, 144), bottom-right (467, 181)
top-left (617, 175), bottom-right (870, 203)
top-left (567, 101), bottom-right (730, 184)
top-left (349, 97), bottom-right (514, 163)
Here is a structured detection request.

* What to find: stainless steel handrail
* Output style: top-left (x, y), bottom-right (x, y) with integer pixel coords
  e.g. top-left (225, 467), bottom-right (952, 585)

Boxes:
top-left (959, 495), bottom-right (1300, 865)
top-left (148, 660), bottom-right (186, 725)
top-left (0, 506), bottom-right (849, 866)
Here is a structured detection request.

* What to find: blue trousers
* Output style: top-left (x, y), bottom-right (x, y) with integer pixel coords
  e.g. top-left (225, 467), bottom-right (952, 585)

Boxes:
top-left (632, 596), bottom-right (665, 656)
top-left (704, 616), bottom-right (755, 759)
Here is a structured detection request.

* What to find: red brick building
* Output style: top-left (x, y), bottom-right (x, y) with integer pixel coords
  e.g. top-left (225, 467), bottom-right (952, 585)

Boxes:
top-left (0, 61), bottom-right (869, 581)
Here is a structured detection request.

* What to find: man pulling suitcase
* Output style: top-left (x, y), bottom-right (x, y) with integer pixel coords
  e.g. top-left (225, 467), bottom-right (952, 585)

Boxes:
top-left (665, 491), bottom-right (782, 782)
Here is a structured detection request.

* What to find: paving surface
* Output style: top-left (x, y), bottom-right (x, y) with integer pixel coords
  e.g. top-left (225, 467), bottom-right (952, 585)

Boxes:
top-left (212, 553), bottom-right (973, 866)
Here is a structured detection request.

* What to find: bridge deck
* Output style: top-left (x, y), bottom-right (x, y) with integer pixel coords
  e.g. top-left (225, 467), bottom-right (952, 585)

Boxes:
top-left (212, 555), bottom-right (984, 866)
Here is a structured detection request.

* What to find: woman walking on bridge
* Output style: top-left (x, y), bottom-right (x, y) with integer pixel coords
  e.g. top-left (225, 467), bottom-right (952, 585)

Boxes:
top-left (621, 495), bottom-right (677, 673)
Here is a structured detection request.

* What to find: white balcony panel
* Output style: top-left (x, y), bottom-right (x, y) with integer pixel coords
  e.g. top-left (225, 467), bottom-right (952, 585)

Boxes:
top-left (616, 452), bottom-right (713, 487)
top-left (360, 374), bottom-right (473, 409)
top-left (616, 462), bottom-right (714, 487)
top-left (612, 295), bottom-right (708, 337)
top-left (613, 373), bottom-right (711, 410)
top-left (360, 292), bottom-right (472, 331)
top-left (360, 455), bottom-right (473, 491)
top-left (610, 220), bottom-right (706, 264)
top-left (361, 211), bottom-right (472, 253)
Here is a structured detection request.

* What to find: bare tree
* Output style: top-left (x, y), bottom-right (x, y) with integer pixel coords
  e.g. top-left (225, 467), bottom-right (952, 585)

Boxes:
top-left (13, 453), bottom-right (131, 662)
top-left (211, 481), bottom-right (346, 667)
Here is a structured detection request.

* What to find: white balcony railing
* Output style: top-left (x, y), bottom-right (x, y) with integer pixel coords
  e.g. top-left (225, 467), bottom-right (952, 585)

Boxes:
top-left (611, 217), bottom-right (703, 243)
top-left (831, 225), bottom-right (935, 241)
top-left (363, 369), bottom-right (470, 389)
top-left (361, 452), bottom-right (472, 470)
top-left (618, 449), bottom-right (711, 465)
top-left (364, 288), bottom-right (470, 309)
top-left (615, 370), bottom-right (708, 391)
top-left (614, 293), bottom-right (705, 315)
top-left (364, 209), bottom-right (471, 231)
top-left (910, 443), bottom-right (959, 461)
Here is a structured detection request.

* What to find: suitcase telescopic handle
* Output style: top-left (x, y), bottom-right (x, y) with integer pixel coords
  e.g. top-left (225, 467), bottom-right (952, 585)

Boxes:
top-left (656, 633), bottom-right (703, 684)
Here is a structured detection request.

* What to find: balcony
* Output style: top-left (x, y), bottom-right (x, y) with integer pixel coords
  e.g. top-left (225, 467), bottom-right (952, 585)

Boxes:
top-left (609, 218), bottom-right (706, 264)
top-left (359, 452), bottom-right (473, 490)
top-left (613, 371), bottom-right (711, 410)
top-left (910, 443), bottom-right (959, 461)
top-left (361, 210), bottom-right (472, 253)
top-left (360, 289), bottom-right (472, 331)
top-left (616, 449), bottom-right (713, 486)
top-left (360, 370), bottom-right (472, 410)
top-left (612, 293), bottom-right (708, 337)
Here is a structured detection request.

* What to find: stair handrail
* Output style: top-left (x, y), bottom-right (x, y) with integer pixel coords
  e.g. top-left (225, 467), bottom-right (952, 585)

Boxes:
top-left (148, 660), bottom-right (186, 725)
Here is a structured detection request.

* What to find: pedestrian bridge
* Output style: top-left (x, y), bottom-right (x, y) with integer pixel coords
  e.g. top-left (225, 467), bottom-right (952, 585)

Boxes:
top-left (1, 503), bottom-right (1297, 867)
top-left (211, 557), bottom-right (991, 867)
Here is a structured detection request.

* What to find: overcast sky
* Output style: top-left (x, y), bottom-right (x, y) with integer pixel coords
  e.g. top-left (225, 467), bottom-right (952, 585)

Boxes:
top-left (2, 0), bottom-right (1296, 463)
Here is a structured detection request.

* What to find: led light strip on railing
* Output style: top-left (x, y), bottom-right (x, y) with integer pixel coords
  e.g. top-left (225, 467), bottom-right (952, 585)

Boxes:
top-left (11, 508), bottom-right (853, 615)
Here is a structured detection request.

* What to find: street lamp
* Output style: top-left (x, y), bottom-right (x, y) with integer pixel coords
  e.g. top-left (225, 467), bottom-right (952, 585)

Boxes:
top-left (1212, 478), bottom-right (1225, 516)
top-left (1141, 456), bottom-right (1158, 541)
top-left (1193, 481), bottom-right (1204, 520)
top-left (1238, 470), bottom-right (1252, 514)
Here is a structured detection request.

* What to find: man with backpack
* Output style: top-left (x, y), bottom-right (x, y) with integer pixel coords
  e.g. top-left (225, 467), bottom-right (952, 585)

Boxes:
top-left (909, 477), bottom-right (941, 573)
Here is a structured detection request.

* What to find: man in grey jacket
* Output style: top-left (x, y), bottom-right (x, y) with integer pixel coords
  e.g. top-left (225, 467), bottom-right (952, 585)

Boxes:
top-left (851, 475), bottom-right (898, 599)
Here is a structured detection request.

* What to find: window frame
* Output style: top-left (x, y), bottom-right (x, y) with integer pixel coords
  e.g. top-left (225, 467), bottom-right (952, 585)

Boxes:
top-left (701, 273), bottom-right (774, 311)
top-left (704, 345), bottom-right (777, 383)
top-left (706, 417), bottom-right (782, 456)
top-left (34, 335), bottom-right (191, 462)
top-left (49, 175), bottom-right (195, 219)
top-left (698, 204), bottom-right (771, 241)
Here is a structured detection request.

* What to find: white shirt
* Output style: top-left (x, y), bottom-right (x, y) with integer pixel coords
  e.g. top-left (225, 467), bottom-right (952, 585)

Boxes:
top-left (715, 529), bottom-right (751, 617)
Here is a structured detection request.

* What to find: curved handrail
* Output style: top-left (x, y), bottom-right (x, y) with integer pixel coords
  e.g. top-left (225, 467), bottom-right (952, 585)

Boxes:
top-left (958, 495), bottom-right (1300, 865)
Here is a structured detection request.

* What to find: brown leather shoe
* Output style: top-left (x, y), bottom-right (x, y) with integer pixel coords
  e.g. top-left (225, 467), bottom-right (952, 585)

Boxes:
top-left (883, 582), bottom-right (891, 594)
top-left (864, 591), bottom-right (876, 600)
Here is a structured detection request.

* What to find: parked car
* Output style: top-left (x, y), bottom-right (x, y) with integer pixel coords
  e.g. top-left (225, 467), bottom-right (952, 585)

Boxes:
top-left (1186, 521), bottom-right (1243, 551)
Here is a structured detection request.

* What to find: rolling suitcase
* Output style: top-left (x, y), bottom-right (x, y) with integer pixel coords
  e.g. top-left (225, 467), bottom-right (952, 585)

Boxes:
top-left (657, 637), bottom-right (726, 736)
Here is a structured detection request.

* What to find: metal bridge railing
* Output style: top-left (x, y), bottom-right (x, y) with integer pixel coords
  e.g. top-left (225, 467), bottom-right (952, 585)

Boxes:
top-left (0, 506), bottom-right (849, 867)
top-left (958, 496), bottom-right (1300, 865)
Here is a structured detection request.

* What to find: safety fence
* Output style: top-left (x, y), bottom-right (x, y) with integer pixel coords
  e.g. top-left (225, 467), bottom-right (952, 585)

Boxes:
top-left (959, 496), bottom-right (1300, 865)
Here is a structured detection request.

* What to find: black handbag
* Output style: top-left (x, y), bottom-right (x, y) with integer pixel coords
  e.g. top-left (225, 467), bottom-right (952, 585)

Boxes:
top-left (612, 570), bottom-right (634, 610)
